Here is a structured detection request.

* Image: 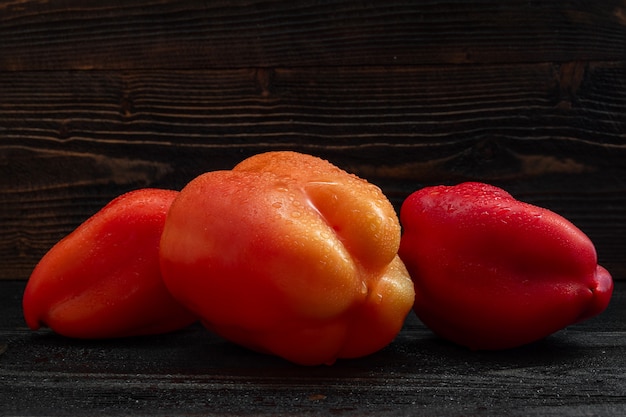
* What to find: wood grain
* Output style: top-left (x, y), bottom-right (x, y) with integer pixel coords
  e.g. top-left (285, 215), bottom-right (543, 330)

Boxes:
top-left (1, 0), bottom-right (625, 280)
top-left (2, 279), bottom-right (626, 416)
top-left (0, 0), bottom-right (625, 70)
top-left (2, 63), bottom-right (625, 279)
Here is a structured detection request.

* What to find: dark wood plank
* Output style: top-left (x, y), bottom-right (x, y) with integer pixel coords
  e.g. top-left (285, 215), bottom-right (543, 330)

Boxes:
top-left (2, 280), bottom-right (626, 416)
top-left (1, 63), bottom-right (625, 280)
top-left (1, 0), bottom-right (625, 70)
top-left (2, 63), bottom-right (625, 280)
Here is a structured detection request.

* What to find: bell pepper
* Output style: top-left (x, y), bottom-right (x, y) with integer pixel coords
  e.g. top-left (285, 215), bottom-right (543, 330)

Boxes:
top-left (23, 189), bottom-right (197, 338)
top-left (399, 181), bottom-right (613, 350)
top-left (159, 151), bottom-right (415, 365)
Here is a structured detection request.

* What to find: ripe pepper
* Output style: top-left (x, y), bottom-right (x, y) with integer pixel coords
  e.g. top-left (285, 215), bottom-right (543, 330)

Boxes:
top-left (399, 182), bottom-right (613, 350)
top-left (23, 189), bottom-right (197, 338)
top-left (159, 151), bottom-right (415, 365)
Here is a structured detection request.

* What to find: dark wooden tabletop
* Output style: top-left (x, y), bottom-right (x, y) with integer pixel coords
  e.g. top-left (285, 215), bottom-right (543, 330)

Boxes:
top-left (1, 279), bottom-right (625, 416)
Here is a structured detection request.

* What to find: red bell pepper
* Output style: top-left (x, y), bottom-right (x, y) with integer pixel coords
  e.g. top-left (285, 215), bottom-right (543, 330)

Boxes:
top-left (399, 182), bottom-right (613, 350)
top-left (23, 189), bottom-right (197, 338)
top-left (159, 151), bottom-right (415, 365)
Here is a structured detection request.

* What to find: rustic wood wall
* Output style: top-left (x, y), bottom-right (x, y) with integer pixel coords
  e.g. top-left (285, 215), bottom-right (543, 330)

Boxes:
top-left (1, 0), bottom-right (625, 280)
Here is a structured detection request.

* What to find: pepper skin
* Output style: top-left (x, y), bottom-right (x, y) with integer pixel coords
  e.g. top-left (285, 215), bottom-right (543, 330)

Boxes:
top-left (159, 151), bottom-right (415, 365)
top-left (399, 182), bottom-right (613, 350)
top-left (23, 189), bottom-right (197, 338)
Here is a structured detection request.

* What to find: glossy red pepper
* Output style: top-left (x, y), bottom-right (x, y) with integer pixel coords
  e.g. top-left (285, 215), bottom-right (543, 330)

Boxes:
top-left (399, 182), bottom-right (613, 350)
top-left (159, 151), bottom-right (415, 365)
top-left (23, 189), bottom-right (197, 338)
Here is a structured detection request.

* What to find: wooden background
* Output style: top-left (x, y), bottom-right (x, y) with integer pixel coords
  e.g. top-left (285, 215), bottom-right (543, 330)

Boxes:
top-left (1, 0), bottom-right (625, 281)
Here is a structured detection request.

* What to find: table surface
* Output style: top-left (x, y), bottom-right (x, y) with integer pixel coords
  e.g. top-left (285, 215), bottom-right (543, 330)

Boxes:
top-left (1, 280), bottom-right (625, 416)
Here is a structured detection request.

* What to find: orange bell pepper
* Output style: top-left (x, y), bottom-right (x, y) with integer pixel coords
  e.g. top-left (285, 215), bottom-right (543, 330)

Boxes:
top-left (159, 151), bottom-right (415, 365)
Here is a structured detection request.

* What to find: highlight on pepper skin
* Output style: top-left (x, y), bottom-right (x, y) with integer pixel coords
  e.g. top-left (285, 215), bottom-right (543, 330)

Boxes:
top-left (398, 181), bottom-right (613, 351)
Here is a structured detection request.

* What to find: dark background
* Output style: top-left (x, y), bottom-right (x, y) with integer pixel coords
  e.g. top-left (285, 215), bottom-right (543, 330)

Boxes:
top-left (1, 0), bottom-right (625, 281)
